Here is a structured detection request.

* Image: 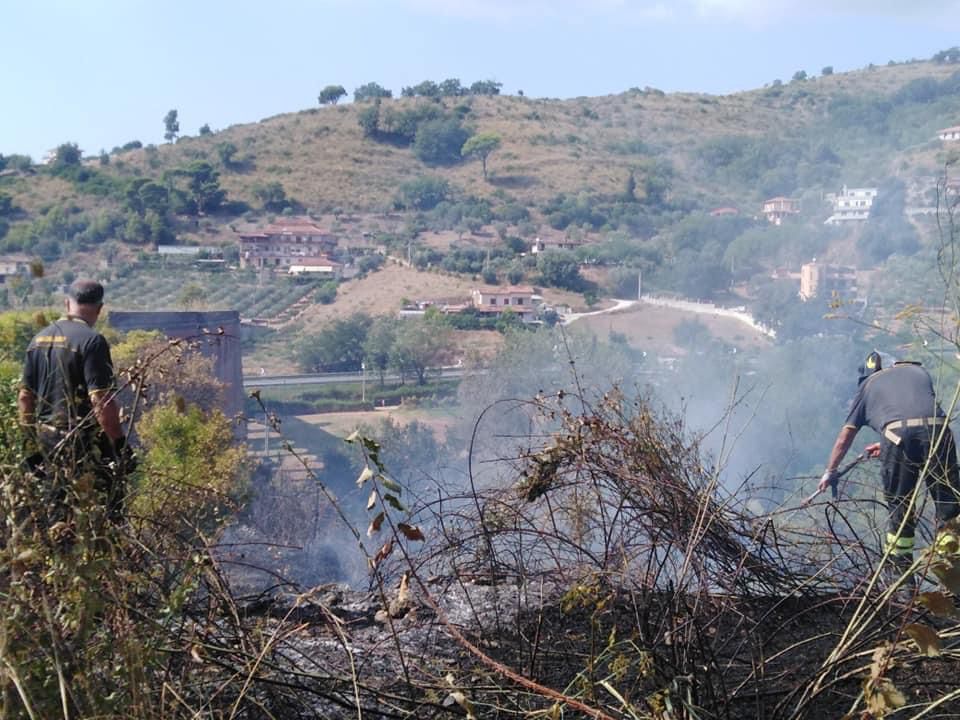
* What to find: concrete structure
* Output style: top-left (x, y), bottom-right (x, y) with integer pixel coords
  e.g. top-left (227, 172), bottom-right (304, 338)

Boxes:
top-left (157, 245), bottom-right (222, 257)
top-left (287, 257), bottom-right (341, 277)
top-left (762, 197), bottom-right (800, 225)
top-left (108, 311), bottom-right (245, 427)
top-left (939, 126), bottom-right (960, 142)
top-left (0, 255), bottom-right (32, 282)
top-left (530, 236), bottom-right (586, 253)
top-left (824, 186), bottom-right (878, 224)
top-left (799, 261), bottom-right (857, 300)
top-left (237, 218), bottom-right (337, 270)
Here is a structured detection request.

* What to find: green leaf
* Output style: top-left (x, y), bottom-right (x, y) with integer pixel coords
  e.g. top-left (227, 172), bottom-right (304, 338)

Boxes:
top-left (381, 477), bottom-right (402, 493)
top-left (384, 493), bottom-right (406, 512)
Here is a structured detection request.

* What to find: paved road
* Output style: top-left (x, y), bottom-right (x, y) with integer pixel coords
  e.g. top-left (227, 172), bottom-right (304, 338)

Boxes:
top-left (243, 366), bottom-right (468, 388)
top-left (561, 298), bottom-right (638, 324)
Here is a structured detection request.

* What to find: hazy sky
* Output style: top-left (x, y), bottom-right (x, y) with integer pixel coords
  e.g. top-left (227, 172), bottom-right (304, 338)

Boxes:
top-left (3, 1), bottom-right (960, 160)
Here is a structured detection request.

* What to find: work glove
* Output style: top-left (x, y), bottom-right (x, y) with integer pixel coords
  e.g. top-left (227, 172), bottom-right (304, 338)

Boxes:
top-left (818, 468), bottom-right (840, 498)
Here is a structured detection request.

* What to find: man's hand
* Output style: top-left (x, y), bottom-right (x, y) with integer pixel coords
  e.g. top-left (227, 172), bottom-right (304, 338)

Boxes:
top-left (112, 436), bottom-right (138, 475)
top-left (864, 442), bottom-right (881, 458)
top-left (818, 468), bottom-right (839, 495)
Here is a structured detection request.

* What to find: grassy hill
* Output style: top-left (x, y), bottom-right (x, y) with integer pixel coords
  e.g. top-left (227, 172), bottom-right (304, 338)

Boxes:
top-left (3, 54), bottom-right (960, 360)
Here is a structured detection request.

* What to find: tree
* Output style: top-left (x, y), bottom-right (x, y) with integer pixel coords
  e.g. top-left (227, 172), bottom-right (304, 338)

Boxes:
top-left (357, 100), bottom-right (381, 137)
top-left (198, 123), bottom-right (212, 136)
top-left (401, 80), bottom-right (440, 98)
top-left (821, 65), bottom-right (834, 76)
top-left (363, 317), bottom-right (397, 387)
top-left (460, 132), bottom-right (501, 180)
top-left (398, 176), bottom-right (449, 211)
top-left (173, 161), bottom-right (226, 215)
top-left (537, 249), bottom-right (584, 291)
top-left (52, 142), bottom-right (82, 168)
top-left (298, 314), bottom-right (371, 373)
top-left (177, 283), bottom-right (205, 309)
top-left (354, 82), bottom-right (392, 102)
top-left (469, 79), bottom-right (502, 96)
top-left (253, 181), bottom-right (289, 212)
top-left (391, 313), bottom-right (453, 385)
top-left (216, 141), bottom-right (238, 168)
top-left (438, 78), bottom-right (464, 97)
top-left (791, 70), bottom-right (808, 82)
top-left (623, 170), bottom-right (637, 202)
top-left (413, 118), bottom-right (471, 165)
top-left (163, 109), bottom-right (179, 142)
top-left (318, 84), bottom-right (347, 105)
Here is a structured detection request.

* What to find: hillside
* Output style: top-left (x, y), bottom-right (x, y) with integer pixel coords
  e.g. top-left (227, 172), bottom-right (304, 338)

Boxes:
top-left (4, 58), bottom-right (960, 231)
top-left (2, 54), bottom-right (960, 363)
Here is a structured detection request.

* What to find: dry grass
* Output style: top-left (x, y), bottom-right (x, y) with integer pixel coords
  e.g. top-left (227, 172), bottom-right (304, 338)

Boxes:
top-left (13, 59), bottom-right (950, 223)
top-left (289, 261), bottom-right (597, 327)
top-left (575, 302), bottom-right (773, 355)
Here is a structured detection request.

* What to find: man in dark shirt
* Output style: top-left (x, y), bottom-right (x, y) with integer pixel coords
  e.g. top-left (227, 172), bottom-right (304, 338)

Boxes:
top-left (820, 351), bottom-right (960, 583)
top-left (18, 280), bottom-right (128, 520)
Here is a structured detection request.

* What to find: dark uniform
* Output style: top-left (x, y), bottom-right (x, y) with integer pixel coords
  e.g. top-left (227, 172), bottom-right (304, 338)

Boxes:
top-left (21, 316), bottom-right (122, 518)
top-left (844, 361), bottom-right (960, 561)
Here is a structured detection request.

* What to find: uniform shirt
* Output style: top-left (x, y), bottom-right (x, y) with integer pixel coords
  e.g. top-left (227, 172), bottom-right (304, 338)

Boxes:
top-left (844, 361), bottom-right (945, 434)
top-left (21, 316), bottom-right (115, 430)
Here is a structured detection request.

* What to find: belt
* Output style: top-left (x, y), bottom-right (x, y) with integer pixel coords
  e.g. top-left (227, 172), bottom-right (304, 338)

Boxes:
top-left (882, 417), bottom-right (947, 445)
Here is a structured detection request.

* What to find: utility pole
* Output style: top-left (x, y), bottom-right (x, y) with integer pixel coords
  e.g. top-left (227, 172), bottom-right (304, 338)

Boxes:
top-left (361, 362), bottom-right (366, 403)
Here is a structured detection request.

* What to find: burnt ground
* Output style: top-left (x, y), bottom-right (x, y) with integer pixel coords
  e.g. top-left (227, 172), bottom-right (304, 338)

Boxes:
top-left (236, 578), bottom-right (960, 720)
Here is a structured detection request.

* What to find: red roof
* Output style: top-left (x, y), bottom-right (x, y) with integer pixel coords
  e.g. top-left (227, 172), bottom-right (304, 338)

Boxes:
top-left (710, 207), bottom-right (739, 216)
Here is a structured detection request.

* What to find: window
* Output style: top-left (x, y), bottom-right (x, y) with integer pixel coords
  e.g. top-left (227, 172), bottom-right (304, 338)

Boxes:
top-left (516, 298), bottom-right (524, 305)
top-left (489, 298), bottom-right (497, 305)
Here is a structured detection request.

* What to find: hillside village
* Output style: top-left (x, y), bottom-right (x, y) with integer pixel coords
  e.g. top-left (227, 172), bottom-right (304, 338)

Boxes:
top-left (8, 44), bottom-right (960, 720)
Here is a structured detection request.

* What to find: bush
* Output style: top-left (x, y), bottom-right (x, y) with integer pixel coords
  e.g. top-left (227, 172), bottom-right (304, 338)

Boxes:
top-left (413, 118), bottom-right (472, 165)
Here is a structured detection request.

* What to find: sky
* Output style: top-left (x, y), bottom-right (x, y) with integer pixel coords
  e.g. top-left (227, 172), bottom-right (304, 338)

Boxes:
top-left (3, 0), bottom-right (960, 161)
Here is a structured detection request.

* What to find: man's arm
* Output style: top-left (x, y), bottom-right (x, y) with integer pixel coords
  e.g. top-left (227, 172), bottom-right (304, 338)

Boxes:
top-left (17, 388), bottom-right (35, 427)
top-left (90, 390), bottom-right (123, 442)
top-left (819, 425), bottom-right (859, 492)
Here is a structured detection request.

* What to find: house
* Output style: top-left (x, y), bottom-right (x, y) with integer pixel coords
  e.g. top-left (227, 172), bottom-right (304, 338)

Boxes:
top-left (0, 255), bottom-right (32, 282)
top-left (287, 257), bottom-right (341, 277)
top-left (823, 185), bottom-right (877, 224)
top-left (237, 218), bottom-right (337, 270)
top-left (530, 235), bottom-right (586, 253)
top-left (799, 260), bottom-right (857, 300)
top-left (939, 126), bottom-right (960, 142)
top-left (470, 286), bottom-right (540, 321)
top-left (762, 197), bottom-right (800, 225)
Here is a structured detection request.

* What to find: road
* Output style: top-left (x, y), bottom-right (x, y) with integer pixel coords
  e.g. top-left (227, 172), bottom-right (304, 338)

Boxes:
top-left (243, 366), bottom-right (468, 388)
top-left (561, 298), bottom-right (638, 324)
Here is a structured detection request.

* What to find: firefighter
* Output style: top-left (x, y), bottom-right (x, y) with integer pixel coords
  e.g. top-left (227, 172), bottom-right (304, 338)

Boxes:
top-left (820, 351), bottom-right (960, 586)
top-left (18, 280), bottom-right (131, 523)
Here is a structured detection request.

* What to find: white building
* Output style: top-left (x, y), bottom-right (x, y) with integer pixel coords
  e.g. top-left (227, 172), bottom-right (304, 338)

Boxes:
top-left (939, 126), bottom-right (960, 142)
top-left (823, 186), bottom-right (878, 225)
